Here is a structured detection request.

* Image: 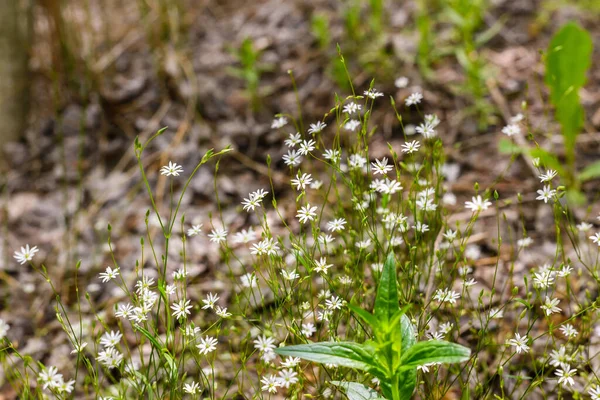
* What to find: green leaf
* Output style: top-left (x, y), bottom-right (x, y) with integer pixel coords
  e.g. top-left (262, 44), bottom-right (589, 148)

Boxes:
top-left (274, 342), bottom-right (380, 373)
top-left (331, 381), bottom-right (385, 400)
top-left (374, 252), bottom-right (399, 326)
top-left (398, 368), bottom-right (417, 399)
top-left (348, 303), bottom-right (379, 330)
top-left (545, 22), bottom-right (593, 157)
top-left (498, 138), bottom-right (523, 155)
top-left (579, 160), bottom-right (600, 181)
top-left (400, 315), bottom-right (416, 354)
top-left (400, 340), bottom-right (470, 369)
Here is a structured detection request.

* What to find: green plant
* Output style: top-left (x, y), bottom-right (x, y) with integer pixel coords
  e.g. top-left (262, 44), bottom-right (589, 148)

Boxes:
top-left (227, 37), bottom-right (267, 111)
top-left (275, 253), bottom-right (471, 400)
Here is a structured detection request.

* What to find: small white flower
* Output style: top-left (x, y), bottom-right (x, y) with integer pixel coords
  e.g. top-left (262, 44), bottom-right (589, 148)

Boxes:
top-left (183, 381), bottom-right (201, 394)
top-left (541, 296), bottom-right (561, 316)
top-left (202, 293), bottom-right (220, 309)
top-left (160, 161), bottom-right (183, 176)
top-left (559, 323), bottom-right (578, 338)
top-left (261, 375), bottom-right (281, 393)
top-left (291, 172), bottom-right (313, 191)
top-left (282, 149), bottom-right (303, 166)
top-left (284, 132), bottom-right (302, 147)
top-left (433, 288), bottom-right (460, 304)
top-left (326, 296), bottom-right (344, 310)
top-left (100, 330), bottom-right (122, 348)
top-left (416, 122), bottom-right (436, 138)
top-left (301, 323), bottom-right (316, 338)
top-left (327, 218), bottom-right (346, 232)
top-left (208, 228), bottom-right (228, 243)
top-left (401, 140), bottom-right (420, 153)
top-left (517, 237), bottom-right (533, 248)
top-left (323, 148), bottom-right (340, 161)
top-left (281, 356), bottom-right (301, 368)
top-left (298, 139), bottom-right (316, 155)
top-left (254, 335), bottom-right (276, 353)
top-left (171, 299), bottom-right (192, 320)
top-left (588, 385), bottom-right (600, 400)
top-left (576, 222), bottom-right (592, 232)
top-left (590, 232), bottom-right (600, 246)
top-left (364, 88), bottom-right (384, 99)
top-left (344, 119), bottom-right (361, 131)
top-left (240, 272), bottom-right (257, 288)
top-left (297, 204), bottom-right (318, 224)
top-left (13, 244), bottom-right (39, 264)
top-left (314, 257), bottom-right (332, 274)
top-left (197, 336), bottom-right (218, 355)
top-left (233, 228), bottom-right (257, 244)
top-left (277, 368), bottom-right (299, 388)
top-left (555, 365), bottom-right (577, 387)
top-left (501, 124), bottom-right (521, 137)
top-left (539, 169), bottom-right (558, 183)
top-left (187, 224), bottom-right (203, 236)
top-left (536, 185), bottom-right (556, 203)
top-left (343, 102), bottom-right (362, 115)
top-left (405, 92), bottom-right (423, 106)
top-left (371, 157), bottom-right (394, 175)
top-left (395, 76), bottom-right (409, 88)
top-left (99, 266), bottom-right (120, 283)
top-left (271, 116), bottom-right (288, 129)
top-left (465, 195), bottom-right (492, 212)
top-left (308, 121), bottom-right (327, 135)
top-left (506, 333), bottom-right (530, 354)
top-left (0, 319), bottom-right (10, 340)
top-left (215, 306), bottom-right (232, 318)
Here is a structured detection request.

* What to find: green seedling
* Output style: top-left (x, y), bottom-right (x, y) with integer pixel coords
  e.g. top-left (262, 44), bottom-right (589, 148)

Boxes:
top-left (275, 252), bottom-right (471, 400)
top-left (227, 37), bottom-right (268, 111)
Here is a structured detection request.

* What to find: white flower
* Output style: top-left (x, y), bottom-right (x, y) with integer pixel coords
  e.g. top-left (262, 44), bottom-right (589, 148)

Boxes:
top-left (38, 366), bottom-right (63, 390)
top-left (577, 222), bottom-right (592, 232)
top-left (401, 140), bottom-right (420, 153)
top-left (395, 76), bottom-right (409, 88)
top-left (183, 381), bottom-right (201, 394)
top-left (0, 319), bottom-right (9, 340)
top-left (301, 323), bottom-right (316, 337)
top-left (405, 92), bottom-right (423, 106)
top-left (327, 218), bottom-right (346, 232)
top-left (202, 293), bottom-right (219, 309)
top-left (97, 347), bottom-right (123, 369)
top-left (489, 308), bottom-right (503, 319)
top-left (271, 116), bottom-right (288, 129)
top-left (100, 330), bottom-right (122, 348)
top-left (277, 368), bottom-right (299, 388)
top-left (501, 124), bottom-right (520, 137)
top-left (364, 88), bottom-right (384, 99)
top-left (187, 224), bottom-right (203, 236)
top-left (541, 296), bottom-right (561, 316)
top-left (281, 269), bottom-right (300, 280)
top-left (284, 132), bottom-right (302, 147)
top-left (590, 232), bottom-right (600, 246)
top-left (343, 102), bottom-right (362, 115)
top-left (416, 122), bottom-right (436, 138)
top-left (413, 221), bottom-right (429, 233)
top-left (588, 385), bottom-right (600, 400)
top-left (166, 284), bottom-right (176, 295)
top-left (13, 244), bottom-right (39, 264)
top-left (115, 303), bottom-right (134, 319)
top-left (549, 345), bottom-right (573, 368)
top-left (371, 157), bottom-right (393, 175)
top-left (511, 113), bottom-right (524, 123)
top-left (250, 237), bottom-right (279, 256)
top-left (233, 228), bottom-right (257, 243)
top-left (506, 333), bottom-right (530, 354)
top-left (323, 148), bottom-right (340, 161)
top-left (443, 229), bottom-right (457, 242)
top-left (298, 139), bottom-right (316, 155)
top-left (557, 265), bottom-right (573, 277)
top-left (539, 169), bottom-right (558, 183)
top-left (326, 296), bottom-right (344, 310)
top-left (344, 119), bottom-right (361, 131)
top-left (555, 365), bottom-right (577, 387)
top-left (215, 306), bottom-right (232, 318)
top-left (291, 172), bottom-right (313, 190)
top-left (99, 266), bottom-right (120, 283)
top-left (172, 268), bottom-right (188, 280)
top-left (308, 121), bottom-right (327, 134)
top-left (297, 204), bottom-right (318, 224)
top-left (281, 356), bottom-right (301, 368)
top-left (242, 190), bottom-right (268, 211)
top-left (160, 161), bottom-right (183, 176)
top-left (433, 288), bottom-right (460, 304)
top-left (559, 323), bottom-right (578, 338)
top-left (171, 299), bottom-right (192, 320)
top-left (240, 272), bottom-right (257, 288)
top-left (517, 237), bottom-right (533, 248)
top-left (197, 336), bottom-right (218, 355)
top-left (208, 228), bottom-right (228, 243)
top-left (314, 257), bottom-right (332, 274)
top-left (254, 335), bottom-right (276, 353)
top-left (536, 185), bottom-right (556, 203)
top-left (356, 239), bottom-right (372, 249)
top-left (282, 149), bottom-right (302, 166)
top-left (465, 195), bottom-right (492, 212)
top-left (261, 375), bottom-right (281, 393)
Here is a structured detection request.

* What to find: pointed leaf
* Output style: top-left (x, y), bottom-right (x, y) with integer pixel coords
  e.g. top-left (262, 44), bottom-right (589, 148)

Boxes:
top-left (348, 303), bottom-right (379, 330)
top-left (400, 314), bottom-right (416, 354)
top-left (398, 367), bottom-right (417, 399)
top-left (331, 381), bottom-right (386, 400)
top-left (274, 342), bottom-right (379, 372)
top-left (579, 160), bottom-right (600, 181)
top-left (374, 252), bottom-right (399, 326)
top-left (400, 340), bottom-right (470, 369)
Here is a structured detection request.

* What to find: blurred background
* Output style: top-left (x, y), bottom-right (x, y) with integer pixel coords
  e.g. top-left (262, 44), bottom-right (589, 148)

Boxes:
top-left (0, 0), bottom-right (599, 396)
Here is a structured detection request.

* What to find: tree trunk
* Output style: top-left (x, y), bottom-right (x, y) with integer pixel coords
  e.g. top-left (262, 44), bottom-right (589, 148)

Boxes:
top-left (0, 0), bottom-right (30, 144)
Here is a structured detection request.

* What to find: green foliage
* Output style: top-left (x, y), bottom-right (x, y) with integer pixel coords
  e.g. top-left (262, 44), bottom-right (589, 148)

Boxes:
top-left (275, 252), bottom-right (471, 400)
top-left (226, 38), bottom-right (266, 111)
top-left (544, 22), bottom-right (592, 169)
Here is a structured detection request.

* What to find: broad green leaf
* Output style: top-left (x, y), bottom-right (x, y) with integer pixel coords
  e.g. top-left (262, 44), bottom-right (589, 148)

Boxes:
top-left (545, 22), bottom-right (592, 156)
top-left (529, 148), bottom-right (564, 176)
top-left (331, 381), bottom-right (386, 400)
top-left (374, 252), bottom-right (399, 326)
top-left (498, 138), bottom-right (523, 155)
top-left (579, 160), bottom-right (600, 181)
top-left (400, 315), bottom-right (416, 354)
top-left (274, 342), bottom-right (380, 373)
top-left (398, 367), bottom-right (417, 399)
top-left (400, 340), bottom-right (470, 369)
top-left (348, 303), bottom-right (379, 330)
